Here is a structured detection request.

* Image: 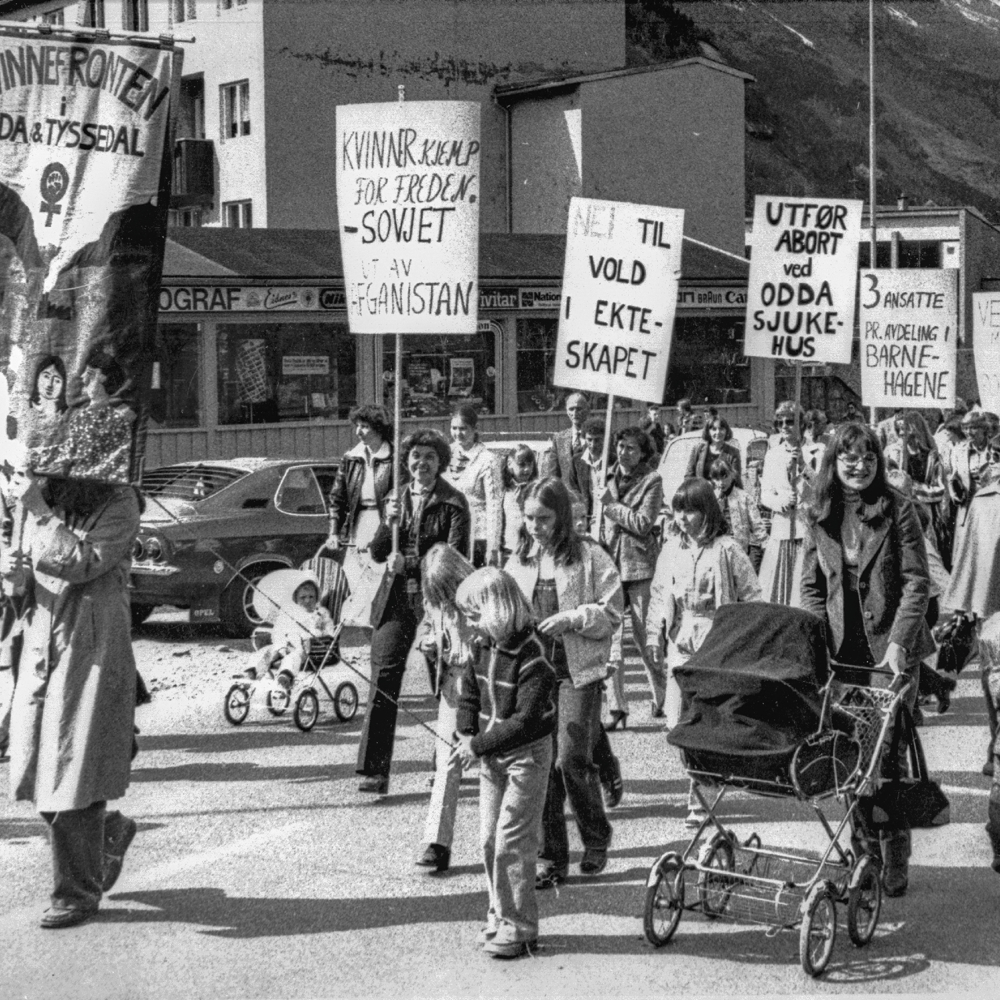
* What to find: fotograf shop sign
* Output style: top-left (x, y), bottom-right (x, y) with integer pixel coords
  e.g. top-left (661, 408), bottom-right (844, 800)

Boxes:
top-left (335, 100), bottom-right (481, 335)
top-left (973, 292), bottom-right (1000, 415)
top-left (553, 197), bottom-right (683, 405)
top-left (744, 195), bottom-right (862, 364)
top-left (860, 270), bottom-right (957, 410)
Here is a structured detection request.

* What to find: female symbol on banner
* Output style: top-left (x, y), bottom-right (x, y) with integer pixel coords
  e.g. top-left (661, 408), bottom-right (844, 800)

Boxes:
top-left (39, 163), bottom-right (69, 227)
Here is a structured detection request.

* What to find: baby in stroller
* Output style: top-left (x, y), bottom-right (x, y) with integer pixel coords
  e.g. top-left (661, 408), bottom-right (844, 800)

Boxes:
top-left (246, 569), bottom-right (335, 691)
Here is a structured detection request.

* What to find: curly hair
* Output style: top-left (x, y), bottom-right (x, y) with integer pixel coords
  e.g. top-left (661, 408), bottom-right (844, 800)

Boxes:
top-left (402, 428), bottom-right (451, 471)
top-left (615, 425), bottom-right (655, 463)
top-left (347, 404), bottom-right (393, 443)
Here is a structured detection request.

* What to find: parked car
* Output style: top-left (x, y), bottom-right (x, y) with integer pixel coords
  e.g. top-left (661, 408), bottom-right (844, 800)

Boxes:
top-left (657, 427), bottom-right (770, 517)
top-left (130, 458), bottom-right (339, 637)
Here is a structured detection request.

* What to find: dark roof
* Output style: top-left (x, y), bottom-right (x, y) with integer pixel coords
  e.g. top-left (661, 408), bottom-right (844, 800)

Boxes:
top-left (164, 229), bottom-right (748, 283)
top-left (494, 57), bottom-right (753, 105)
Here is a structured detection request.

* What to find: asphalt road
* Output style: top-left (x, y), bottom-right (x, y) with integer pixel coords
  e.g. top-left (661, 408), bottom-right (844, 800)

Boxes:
top-left (1, 613), bottom-right (999, 999)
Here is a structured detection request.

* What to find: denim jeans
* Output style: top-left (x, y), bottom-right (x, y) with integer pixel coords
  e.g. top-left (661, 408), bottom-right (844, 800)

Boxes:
top-left (607, 578), bottom-right (665, 714)
top-left (480, 736), bottom-right (552, 942)
top-left (541, 679), bottom-right (613, 867)
top-left (423, 668), bottom-right (463, 848)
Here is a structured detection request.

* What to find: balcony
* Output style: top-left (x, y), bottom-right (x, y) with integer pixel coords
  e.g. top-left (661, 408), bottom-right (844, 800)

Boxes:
top-left (171, 139), bottom-right (215, 208)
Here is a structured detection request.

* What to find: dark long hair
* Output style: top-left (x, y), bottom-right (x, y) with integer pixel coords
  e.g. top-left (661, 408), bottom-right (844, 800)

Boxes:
top-left (702, 414), bottom-right (733, 444)
top-left (30, 355), bottom-right (68, 411)
top-left (672, 477), bottom-right (727, 543)
top-left (82, 347), bottom-right (127, 396)
top-left (515, 476), bottom-right (583, 567)
top-left (810, 422), bottom-right (889, 528)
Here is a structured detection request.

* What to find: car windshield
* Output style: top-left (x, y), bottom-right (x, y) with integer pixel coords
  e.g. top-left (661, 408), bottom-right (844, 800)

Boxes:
top-left (141, 465), bottom-right (250, 502)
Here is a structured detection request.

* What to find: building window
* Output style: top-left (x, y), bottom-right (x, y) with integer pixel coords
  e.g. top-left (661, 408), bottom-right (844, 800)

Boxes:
top-left (224, 200), bottom-right (252, 229)
top-left (220, 80), bottom-right (250, 139)
top-left (858, 241), bottom-right (891, 269)
top-left (898, 240), bottom-right (941, 268)
top-left (168, 208), bottom-right (204, 228)
top-left (515, 317), bottom-right (607, 413)
top-left (217, 323), bottom-right (358, 425)
top-left (384, 332), bottom-right (497, 418)
top-left (123, 0), bottom-right (148, 30)
top-left (149, 324), bottom-right (202, 428)
top-left (41, 8), bottom-right (66, 24)
top-left (219, 0), bottom-right (233, 10)
top-left (171, 0), bottom-right (196, 23)
top-left (80, 0), bottom-right (104, 27)
top-left (663, 317), bottom-right (750, 406)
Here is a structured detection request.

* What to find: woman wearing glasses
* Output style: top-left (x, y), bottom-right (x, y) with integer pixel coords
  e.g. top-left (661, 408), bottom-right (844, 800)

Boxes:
top-left (758, 401), bottom-right (812, 606)
top-left (800, 422), bottom-right (934, 898)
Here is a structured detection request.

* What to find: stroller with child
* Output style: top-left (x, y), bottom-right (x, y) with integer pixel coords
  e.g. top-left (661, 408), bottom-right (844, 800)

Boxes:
top-left (223, 551), bottom-right (359, 732)
top-left (642, 603), bottom-right (908, 977)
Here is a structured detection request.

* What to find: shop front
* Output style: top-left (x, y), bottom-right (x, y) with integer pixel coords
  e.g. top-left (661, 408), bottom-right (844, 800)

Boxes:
top-left (146, 231), bottom-right (767, 470)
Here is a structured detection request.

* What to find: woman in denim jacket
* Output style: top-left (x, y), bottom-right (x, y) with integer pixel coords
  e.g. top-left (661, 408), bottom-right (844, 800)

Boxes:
top-left (504, 477), bottom-right (623, 888)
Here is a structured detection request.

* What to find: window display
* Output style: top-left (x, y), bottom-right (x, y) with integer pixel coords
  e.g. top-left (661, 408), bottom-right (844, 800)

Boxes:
top-left (217, 323), bottom-right (357, 425)
top-left (149, 323), bottom-right (200, 428)
top-left (663, 317), bottom-right (751, 406)
top-left (516, 317), bottom-right (608, 412)
top-left (383, 331), bottom-right (495, 418)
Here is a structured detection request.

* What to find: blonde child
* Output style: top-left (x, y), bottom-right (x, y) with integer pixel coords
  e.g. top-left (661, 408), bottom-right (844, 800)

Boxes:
top-left (247, 571), bottom-right (334, 689)
top-left (501, 444), bottom-right (538, 559)
top-left (983, 613), bottom-right (1000, 871)
top-left (453, 567), bottom-right (557, 959)
top-left (414, 543), bottom-right (477, 874)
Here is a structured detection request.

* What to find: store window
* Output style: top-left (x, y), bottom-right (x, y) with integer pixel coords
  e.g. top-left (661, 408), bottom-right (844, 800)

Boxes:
top-left (662, 317), bottom-right (750, 406)
top-left (217, 322), bottom-right (357, 425)
top-left (149, 323), bottom-right (201, 428)
top-left (515, 317), bottom-right (608, 413)
top-left (383, 332), bottom-right (496, 418)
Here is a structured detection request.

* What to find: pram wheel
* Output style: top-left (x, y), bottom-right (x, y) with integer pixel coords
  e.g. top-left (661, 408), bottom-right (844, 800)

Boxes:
top-left (643, 852), bottom-right (684, 947)
top-left (224, 684), bottom-right (251, 726)
top-left (846, 856), bottom-right (882, 947)
top-left (697, 832), bottom-right (736, 919)
top-left (799, 880), bottom-right (837, 977)
top-left (294, 689), bottom-right (320, 732)
top-left (267, 688), bottom-right (290, 716)
top-left (333, 681), bottom-right (359, 722)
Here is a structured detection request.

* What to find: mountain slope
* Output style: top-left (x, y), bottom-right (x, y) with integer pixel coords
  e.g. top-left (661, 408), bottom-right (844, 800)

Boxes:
top-left (674, 0), bottom-right (1000, 216)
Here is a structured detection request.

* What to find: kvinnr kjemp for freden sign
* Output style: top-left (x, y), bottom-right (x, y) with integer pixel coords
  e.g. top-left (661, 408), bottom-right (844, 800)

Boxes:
top-left (973, 292), bottom-right (1000, 415)
top-left (553, 197), bottom-right (684, 405)
top-left (859, 269), bottom-right (957, 410)
top-left (335, 100), bottom-right (480, 335)
top-left (0, 28), bottom-right (182, 484)
top-left (744, 195), bottom-right (862, 364)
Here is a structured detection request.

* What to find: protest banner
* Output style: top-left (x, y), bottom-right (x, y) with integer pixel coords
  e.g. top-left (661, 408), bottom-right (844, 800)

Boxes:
top-left (0, 27), bottom-right (182, 484)
top-left (336, 100), bottom-right (480, 335)
top-left (553, 197), bottom-right (684, 405)
top-left (859, 269), bottom-right (957, 410)
top-left (744, 195), bottom-right (862, 364)
top-left (973, 292), bottom-right (1000, 415)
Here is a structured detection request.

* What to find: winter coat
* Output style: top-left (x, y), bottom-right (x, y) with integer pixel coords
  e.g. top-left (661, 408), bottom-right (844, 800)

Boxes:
top-left (799, 489), bottom-right (935, 664)
top-left (10, 487), bottom-right (140, 812)
top-left (504, 538), bottom-right (623, 688)
top-left (600, 462), bottom-right (663, 582)
top-left (328, 441), bottom-right (395, 540)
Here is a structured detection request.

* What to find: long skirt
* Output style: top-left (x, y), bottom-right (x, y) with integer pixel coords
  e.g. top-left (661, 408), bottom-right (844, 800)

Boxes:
top-left (759, 535), bottom-right (804, 607)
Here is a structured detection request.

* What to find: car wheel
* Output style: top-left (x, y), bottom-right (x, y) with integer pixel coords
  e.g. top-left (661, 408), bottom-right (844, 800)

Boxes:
top-left (220, 563), bottom-right (285, 639)
top-left (130, 603), bottom-right (155, 630)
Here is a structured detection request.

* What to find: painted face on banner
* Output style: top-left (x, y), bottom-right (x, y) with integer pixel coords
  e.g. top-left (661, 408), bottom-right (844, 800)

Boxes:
top-left (37, 364), bottom-right (63, 402)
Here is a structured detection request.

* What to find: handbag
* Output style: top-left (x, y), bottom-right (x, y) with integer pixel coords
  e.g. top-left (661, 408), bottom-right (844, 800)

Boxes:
top-left (934, 613), bottom-right (976, 675)
top-left (877, 706), bottom-right (951, 828)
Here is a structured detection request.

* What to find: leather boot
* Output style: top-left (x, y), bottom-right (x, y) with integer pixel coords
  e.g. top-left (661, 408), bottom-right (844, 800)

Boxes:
top-left (880, 830), bottom-right (911, 897)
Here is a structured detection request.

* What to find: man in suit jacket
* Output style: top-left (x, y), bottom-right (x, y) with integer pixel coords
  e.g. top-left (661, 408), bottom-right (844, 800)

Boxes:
top-left (541, 392), bottom-right (591, 503)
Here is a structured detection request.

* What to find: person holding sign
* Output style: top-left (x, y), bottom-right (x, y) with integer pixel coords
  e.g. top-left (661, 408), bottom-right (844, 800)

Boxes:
top-left (759, 401), bottom-right (812, 606)
top-left (445, 404), bottom-right (503, 568)
top-left (326, 405), bottom-right (395, 593)
top-left (358, 431), bottom-right (470, 795)
top-left (799, 423), bottom-right (934, 898)
top-left (600, 427), bottom-right (665, 727)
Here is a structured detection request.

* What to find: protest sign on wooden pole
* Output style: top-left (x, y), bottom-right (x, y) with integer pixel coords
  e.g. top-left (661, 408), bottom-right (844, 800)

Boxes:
top-left (553, 197), bottom-right (683, 538)
top-left (973, 292), bottom-right (1000, 415)
top-left (744, 195), bottom-right (862, 366)
top-left (859, 270), bottom-right (957, 412)
top-left (336, 96), bottom-right (481, 559)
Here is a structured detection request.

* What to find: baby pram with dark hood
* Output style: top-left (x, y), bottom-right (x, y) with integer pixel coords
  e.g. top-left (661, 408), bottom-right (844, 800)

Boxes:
top-left (642, 603), bottom-right (907, 977)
